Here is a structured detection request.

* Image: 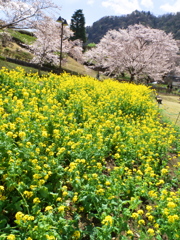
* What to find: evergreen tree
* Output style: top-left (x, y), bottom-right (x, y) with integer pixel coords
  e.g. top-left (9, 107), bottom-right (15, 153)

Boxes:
top-left (70, 9), bottom-right (86, 44)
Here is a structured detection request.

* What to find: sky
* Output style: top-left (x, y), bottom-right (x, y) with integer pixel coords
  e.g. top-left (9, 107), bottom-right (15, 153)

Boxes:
top-left (54, 0), bottom-right (180, 26)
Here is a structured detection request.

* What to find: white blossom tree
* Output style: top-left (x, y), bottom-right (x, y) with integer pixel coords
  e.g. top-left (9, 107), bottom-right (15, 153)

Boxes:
top-left (68, 39), bottom-right (84, 63)
top-left (30, 17), bottom-right (83, 73)
top-left (84, 24), bottom-right (179, 82)
top-left (0, 0), bottom-right (60, 29)
top-left (30, 17), bottom-right (60, 70)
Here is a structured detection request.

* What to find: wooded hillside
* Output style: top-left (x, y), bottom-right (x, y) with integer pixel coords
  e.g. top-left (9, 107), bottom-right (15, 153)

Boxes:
top-left (86, 10), bottom-right (180, 43)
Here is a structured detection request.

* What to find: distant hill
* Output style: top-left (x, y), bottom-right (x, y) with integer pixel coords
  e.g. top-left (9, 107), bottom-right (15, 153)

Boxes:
top-left (86, 10), bottom-right (180, 44)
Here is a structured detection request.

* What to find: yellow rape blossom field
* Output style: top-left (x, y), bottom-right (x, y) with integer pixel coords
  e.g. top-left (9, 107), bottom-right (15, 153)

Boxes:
top-left (0, 67), bottom-right (179, 240)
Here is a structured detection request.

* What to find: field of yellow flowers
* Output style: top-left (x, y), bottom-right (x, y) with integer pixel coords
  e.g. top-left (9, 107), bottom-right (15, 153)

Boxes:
top-left (0, 67), bottom-right (179, 240)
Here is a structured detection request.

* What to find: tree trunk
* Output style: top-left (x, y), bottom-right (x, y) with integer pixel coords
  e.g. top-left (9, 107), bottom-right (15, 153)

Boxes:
top-left (130, 74), bottom-right (135, 83)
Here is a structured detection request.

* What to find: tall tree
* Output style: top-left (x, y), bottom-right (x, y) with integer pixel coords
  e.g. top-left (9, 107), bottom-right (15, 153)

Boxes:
top-left (70, 9), bottom-right (86, 44)
top-left (84, 24), bottom-right (179, 83)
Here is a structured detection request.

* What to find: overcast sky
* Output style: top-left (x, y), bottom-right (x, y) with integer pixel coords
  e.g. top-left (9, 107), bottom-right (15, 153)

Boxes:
top-left (54, 0), bottom-right (180, 26)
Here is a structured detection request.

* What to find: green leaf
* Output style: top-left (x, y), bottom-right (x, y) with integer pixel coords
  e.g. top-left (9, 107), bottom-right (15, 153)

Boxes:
top-left (39, 187), bottom-right (49, 198)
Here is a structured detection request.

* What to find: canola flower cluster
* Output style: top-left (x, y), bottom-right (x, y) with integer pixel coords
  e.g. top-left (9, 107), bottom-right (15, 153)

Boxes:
top-left (0, 67), bottom-right (179, 240)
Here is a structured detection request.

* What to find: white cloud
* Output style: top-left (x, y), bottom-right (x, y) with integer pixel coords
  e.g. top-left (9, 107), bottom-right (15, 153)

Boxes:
top-left (140, 0), bottom-right (153, 8)
top-left (101, 0), bottom-right (141, 14)
top-left (87, 0), bottom-right (95, 5)
top-left (160, 0), bottom-right (180, 13)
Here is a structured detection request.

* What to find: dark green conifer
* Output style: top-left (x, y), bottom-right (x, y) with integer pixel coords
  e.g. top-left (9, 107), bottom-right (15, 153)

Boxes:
top-left (70, 9), bottom-right (86, 44)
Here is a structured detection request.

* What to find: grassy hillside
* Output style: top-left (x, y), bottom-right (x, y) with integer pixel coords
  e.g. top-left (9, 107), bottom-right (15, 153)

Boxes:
top-left (159, 94), bottom-right (180, 126)
top-left (0, 29), bottom-right (99, 78)
top-left (0, 58), bottom-right (47, 74)
top-left (63, 56), bottom-right (98, 78)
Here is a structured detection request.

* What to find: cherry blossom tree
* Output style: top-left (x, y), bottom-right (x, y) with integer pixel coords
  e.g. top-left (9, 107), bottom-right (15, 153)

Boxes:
top-left (30, 17), bottom-right (83, 73)
top-left (0, 0), bottom-right (60, 29)
top-left (30, 17), bottom-right (60, 71)
top-left (68, 39), bottom-right (84, 63)
top-left (84, 24), bottom-right (179, 82)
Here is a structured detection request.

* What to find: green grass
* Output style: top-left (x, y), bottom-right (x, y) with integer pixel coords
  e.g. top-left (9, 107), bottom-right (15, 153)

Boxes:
top-left (0, 54), bottom-right (98, 78)
top-left (0, 58), bottom-right (47, 74)
top-left (63, 56), bottom-right (98, 78)
top-left (158, 94), bottom-right (180, 126)
top-left (7, 29), bottom-right (36, 45)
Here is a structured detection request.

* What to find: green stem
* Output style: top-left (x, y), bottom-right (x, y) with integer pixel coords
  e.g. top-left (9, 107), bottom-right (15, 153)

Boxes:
top-left (16, 187), bottom-right (30, 215)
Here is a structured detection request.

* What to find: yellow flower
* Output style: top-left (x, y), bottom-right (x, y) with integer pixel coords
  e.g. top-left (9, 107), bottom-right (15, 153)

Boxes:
top-left (56, 197), bottom-right (62, 202)
top-left (23, 191), bottom-right (33, 198)
top-left (58, 205), bottom-right (65, 212)
top-left (0, 186), bottom-right (4, 191)
top-left (72, 195), bottom-right (78, 202)
top-left (138, 219), bottom-right (145, 225)
top-left (127, 230), bottom-right (133, 235)
top-left (115, 126), bottom-right (120, 131)
top-left (101, 215), bottom-right (113, 226)
top-left (146, 205), bottom-right (153, 211)
top-left (105, 181), bottom-right (111, 186)
top-left (114, 153), bottom-right (120, 159)
top-left (156, 179), bottom-right (164, 186)
top-left (19, 131), bottom-right (26, 139)
top-left (30, 185), bottom-right (37, 190)
top-left (92, 173), bottom-right (98, 178)
top-left (147, 215), bottom-right (154, 221)
top-left (33, 197), bottom-right (41, 204)
top-left (7, 234), bottom-right (16, 240)
top-left (15, 211), bottom-right (24, 221)
top-left (148, 190), bottom-right (157, 198)
top-left (167, 202), bottom-right (177, 208)
top-left (46, 235), bottom-right (55, 240)
top-left (33, 174), bottom-right (41, 179)
top-left (42, 130), bottom-right (48, 137)
top-left (79, 207), bottom-right (84, 212)
top-left (168, 215), bottom-right (179, 223)
top-left (154, 223), bottom-right (159, 229)
top-left (62, 186), bottom-right (68, 191)
top-left (131, 213), bottom-right (139, 219)
top-left (7, 131), bottom-right (14, 137)
top-left (161, 168), bottom-right (168, 175)
top-left (137, 209), bottom-right (144, 215)
top-left (22, 215), bottom-right (34, 221)
top-left (163, 208), bottom-right (169, 215)
top-left (62, 191), bottom-right (68, 197)
top-left (72, 230), bottom-right (81, 239)
top-left (57, 147), bottom-right (66, 155)
top-left (96, 188), bottom-right (105, 195)
top-left (147, 228), bottom-right (155, 236)
top-left (45, 206), bottom-right (53, 212)
top-left (39, 179), bottom-right (45, 185)
top-left (161, 189), bottom-right (168, 195)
